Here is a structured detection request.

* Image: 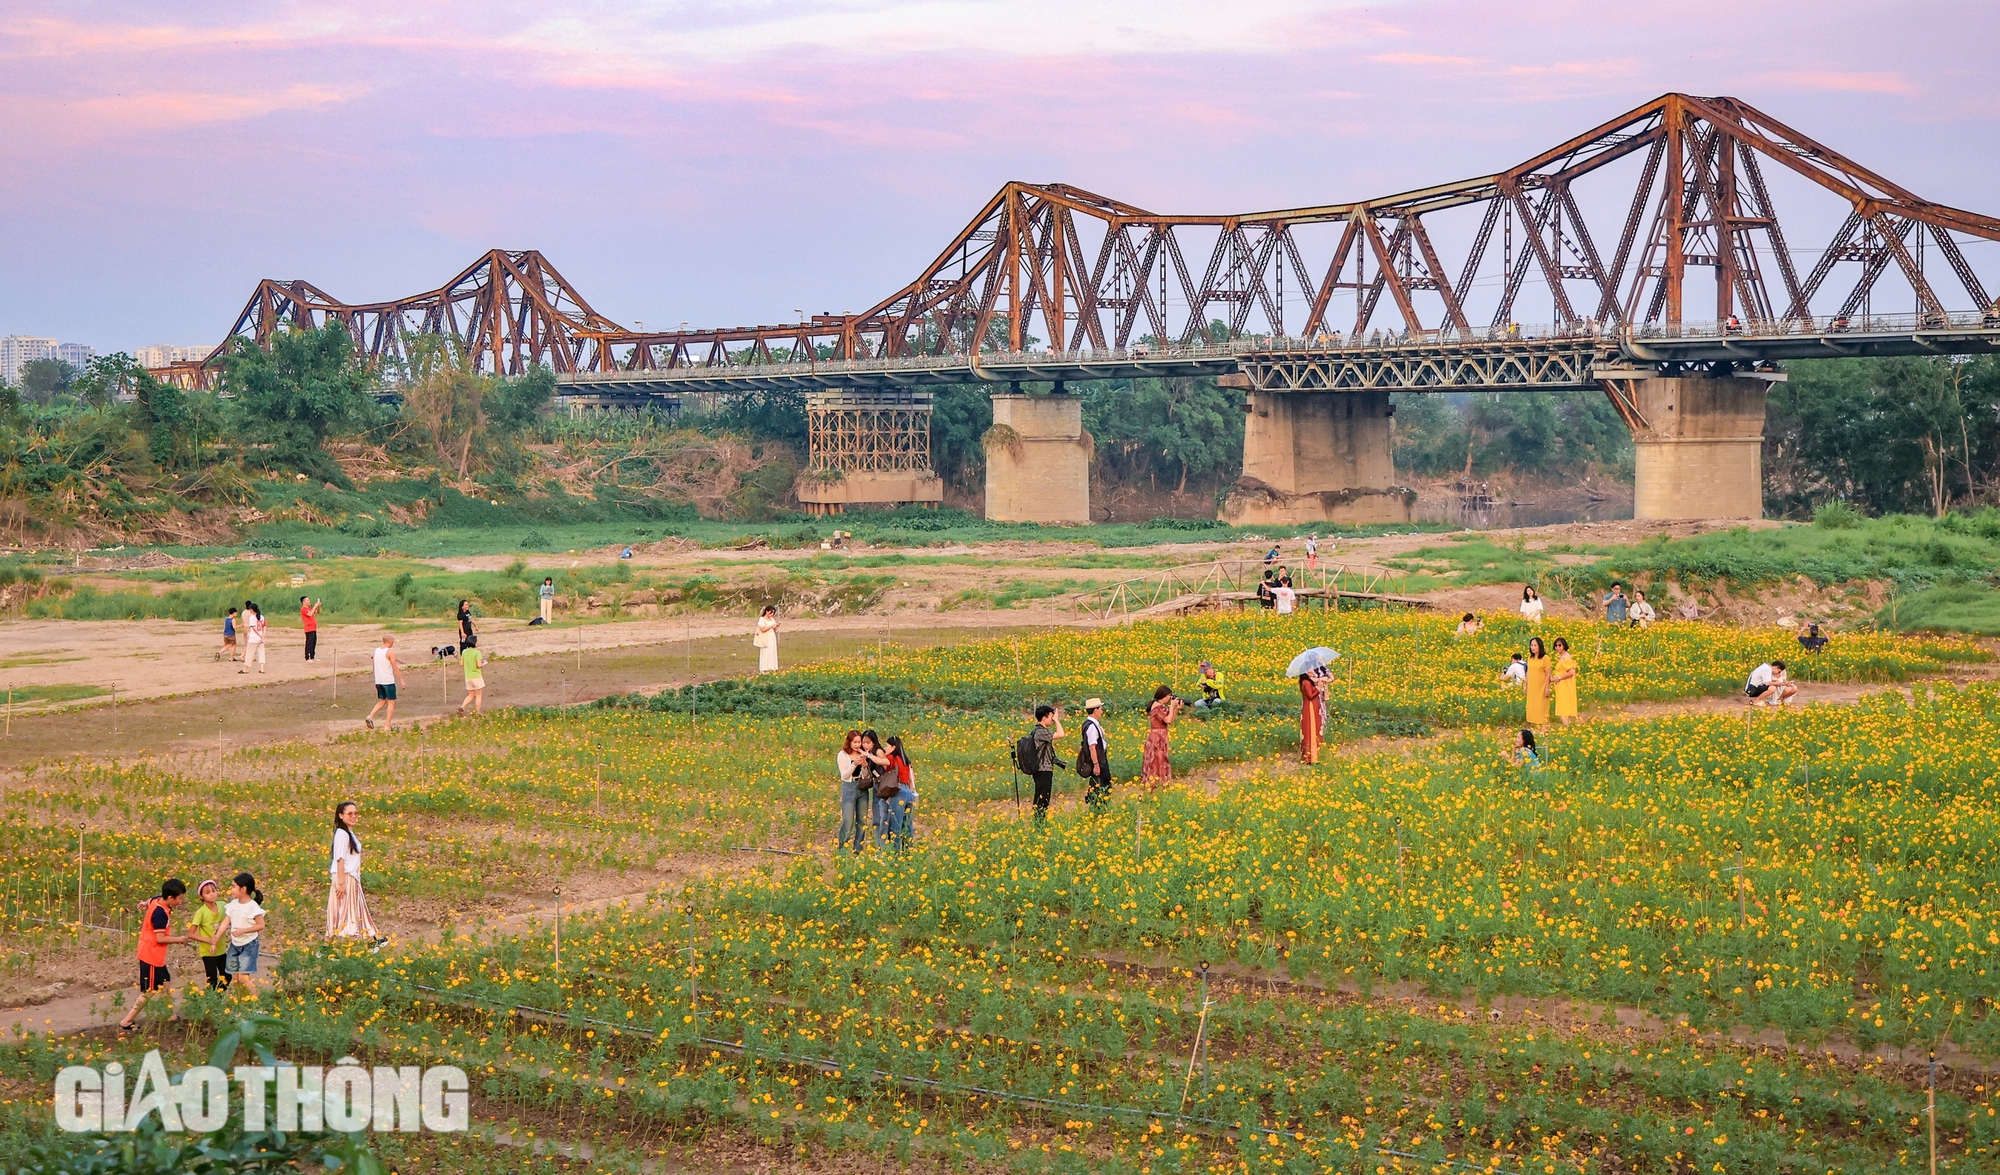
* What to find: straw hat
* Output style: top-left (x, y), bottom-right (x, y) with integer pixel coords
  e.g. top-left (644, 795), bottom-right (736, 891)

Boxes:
top-left (1083, 698), bottom-right (1104, 711)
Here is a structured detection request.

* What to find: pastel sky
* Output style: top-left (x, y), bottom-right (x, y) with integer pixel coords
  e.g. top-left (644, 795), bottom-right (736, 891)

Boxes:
top-left (3, 0), bottom-right (1996, 350)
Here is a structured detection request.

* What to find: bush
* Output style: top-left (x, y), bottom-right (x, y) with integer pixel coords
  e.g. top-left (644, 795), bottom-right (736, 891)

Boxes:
top-left (1813, 500), bottom-right (1863, 529)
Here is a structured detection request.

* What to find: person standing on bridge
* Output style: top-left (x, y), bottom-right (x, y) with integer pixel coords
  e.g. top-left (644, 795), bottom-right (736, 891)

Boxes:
top-left (1305, 535), bottom-right (1319, 572)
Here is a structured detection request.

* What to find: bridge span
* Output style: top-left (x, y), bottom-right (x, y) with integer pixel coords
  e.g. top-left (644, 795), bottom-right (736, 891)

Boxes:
top-left (171, 93), bottom-right (2000, 524)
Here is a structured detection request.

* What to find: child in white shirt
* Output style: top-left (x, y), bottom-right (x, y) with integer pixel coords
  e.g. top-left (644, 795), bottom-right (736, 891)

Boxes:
top-left (224, 872), bottom-right (268, 994)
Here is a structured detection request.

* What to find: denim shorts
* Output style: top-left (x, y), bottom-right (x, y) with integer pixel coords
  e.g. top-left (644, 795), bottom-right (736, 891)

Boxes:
top-left (227, 939), bottom-right (261, 975)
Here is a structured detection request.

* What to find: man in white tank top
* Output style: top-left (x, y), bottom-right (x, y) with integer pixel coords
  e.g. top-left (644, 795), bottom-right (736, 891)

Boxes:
top-left (364, 634), bottom-right (405, 731)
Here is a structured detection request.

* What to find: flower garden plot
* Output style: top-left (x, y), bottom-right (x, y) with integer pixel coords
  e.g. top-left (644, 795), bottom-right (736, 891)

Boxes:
top-left (256, 900), bottom-right (2000, 1175)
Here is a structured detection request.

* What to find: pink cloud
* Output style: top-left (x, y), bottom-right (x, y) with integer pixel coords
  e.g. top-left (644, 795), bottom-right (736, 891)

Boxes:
top-left (1761, 70), bottom-right (1916, 96)
top-left (1369, 52), bottom-right (1478, 65)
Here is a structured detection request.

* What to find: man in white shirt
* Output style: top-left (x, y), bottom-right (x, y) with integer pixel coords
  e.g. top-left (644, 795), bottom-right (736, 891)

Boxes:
top-left (1272, 583), bottom-right (1297, 614)
top-left (1501, 653), bottom-right (1527, 686)
top-left (364, 634), bottom-right (406, 730)
top-left (1744, 660), bottom-right (1798, 707)
top-left (1080, 698), bottom-right (1111, 809)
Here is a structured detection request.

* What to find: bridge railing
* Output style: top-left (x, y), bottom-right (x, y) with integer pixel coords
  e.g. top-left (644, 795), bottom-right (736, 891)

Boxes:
top-left (560, 311), bottom-right (2000, 385)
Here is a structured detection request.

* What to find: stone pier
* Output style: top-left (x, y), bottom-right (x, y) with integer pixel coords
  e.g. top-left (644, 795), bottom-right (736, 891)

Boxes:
top-left (983, 393), bottom-right (1090, 523)
top-left (1616, 375), bottom-right (1771, 520)
top-left (1220, 390), bottom-right (1414, 526)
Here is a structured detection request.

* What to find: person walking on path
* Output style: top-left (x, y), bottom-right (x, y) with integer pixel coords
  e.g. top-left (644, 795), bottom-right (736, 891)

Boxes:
top-left (1078, 699), bottom-right (1111, 810)
top-left (1548, 636), bottom-right (1580, 724)
top-left (836, 730), bottom-right (869, 855)
top-left (300, 596), bottom-right (321, 661)
top-left (1025, 704), bottom-right (1065, 821)
top-left (364, 634), bottom-right (404, 731)
top-left (455, 634), bottom-right (486, 715)
top-left (754, 605), bottom-right (780, 673)
top-left (1524, 637), bottom-right (1550, 725)
top-left (539, 577), bottom-right (555, 625)
top-left (1298, 665), bottom-right (1326, 765)
top-left (456, 599), bottom-right (475, 647)
top-left (1744, 660), bottom-right (1799, 707)
top-left (188, 879), bottom-right (230, 990)
top-left (222, 607), bottom-right (239, 662)
top-left (326, 802), bottom-right (382, 944)
top-left (239, 601), bottom-right (268, 674)
top-left (225, 873), bottom-right (267, 993)
top-left (119, 878), bottom-right (191, 1031)
top-left (1603, 583), bottom-right (1630, 625)
top-left (1142, 686), bottom-right (1181, 788)
top-left (1519, 586), bottom-right (1545, 624)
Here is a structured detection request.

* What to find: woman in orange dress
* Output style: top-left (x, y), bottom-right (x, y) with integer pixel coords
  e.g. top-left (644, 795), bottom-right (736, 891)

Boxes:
top-left (1298, 669), bottom-right (1325, 764)
top-left (1141, 685), bottom-right (1181, 787)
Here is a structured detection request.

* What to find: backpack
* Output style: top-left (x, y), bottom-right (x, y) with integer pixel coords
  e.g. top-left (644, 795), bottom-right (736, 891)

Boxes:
top-left (1015, 733), bottom-right (1041, 774)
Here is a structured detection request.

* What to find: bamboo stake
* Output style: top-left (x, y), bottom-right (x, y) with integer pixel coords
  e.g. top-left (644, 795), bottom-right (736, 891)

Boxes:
top-left (1177, 962), bottom-right (1213, 1121)
top-left (1928, 1049), bottom-right (1937, 1175)
top-left (553, 888), bottom-right (561, 968)
top-left (75, 825), bottom-right (84, 944)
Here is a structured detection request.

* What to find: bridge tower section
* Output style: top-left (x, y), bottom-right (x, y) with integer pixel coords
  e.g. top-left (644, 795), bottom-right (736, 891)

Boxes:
top-left (795, 390), bottom-right (945, 516)
top-left (1601, 371), bottom-right (1776, 520)
top-left (1221, 389), bottom-right (1415, 526)
top-left (984, 391), bottom-right (1091, 523)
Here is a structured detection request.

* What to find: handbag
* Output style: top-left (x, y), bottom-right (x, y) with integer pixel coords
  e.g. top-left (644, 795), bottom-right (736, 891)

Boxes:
top-left (753, 629), bottom-right (772, 649)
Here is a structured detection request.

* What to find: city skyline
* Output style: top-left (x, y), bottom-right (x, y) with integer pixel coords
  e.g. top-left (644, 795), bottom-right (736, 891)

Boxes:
top-left (3, 0), bottom-right (1997, 352)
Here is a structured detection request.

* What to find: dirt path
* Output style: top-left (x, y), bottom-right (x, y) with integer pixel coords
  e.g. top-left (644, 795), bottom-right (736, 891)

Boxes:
top-left (0, 616), bottom-right (1083, 768)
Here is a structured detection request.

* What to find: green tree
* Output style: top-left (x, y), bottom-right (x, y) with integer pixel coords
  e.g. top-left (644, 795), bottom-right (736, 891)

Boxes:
top-left (1083, 375), bottom-right (1244, 493)
top-left (71, 353), bottom-right (154, 406)
top-left (217, 324), bottom-right (374, 485)
top-left (487, 366), bottom-right (555, 434)
top-left (18, 358), bottom-right (75, 405)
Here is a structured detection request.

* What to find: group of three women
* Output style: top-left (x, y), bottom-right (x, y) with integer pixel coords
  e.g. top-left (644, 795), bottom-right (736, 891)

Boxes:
top-left (836, 730), bottom-right (916, 852)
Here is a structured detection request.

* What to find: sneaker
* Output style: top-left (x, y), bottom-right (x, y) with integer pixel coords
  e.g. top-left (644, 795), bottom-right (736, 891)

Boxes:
top-left (364, 717), bottom-right (374, 729)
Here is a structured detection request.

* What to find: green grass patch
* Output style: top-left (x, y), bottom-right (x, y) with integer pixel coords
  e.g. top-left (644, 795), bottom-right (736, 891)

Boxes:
top-left (1881, 582), bottom-right (2000, 635)
top-left (2, 683), bottom-right (109, 705)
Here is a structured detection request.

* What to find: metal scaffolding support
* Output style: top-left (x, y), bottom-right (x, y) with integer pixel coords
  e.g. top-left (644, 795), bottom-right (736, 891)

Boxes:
top-left (797, 391), bottom-right (943, 515)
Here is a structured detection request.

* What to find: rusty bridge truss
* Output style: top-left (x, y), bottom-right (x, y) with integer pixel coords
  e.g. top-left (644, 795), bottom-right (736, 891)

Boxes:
top-left (172, 93), bottom-right (2000, 393)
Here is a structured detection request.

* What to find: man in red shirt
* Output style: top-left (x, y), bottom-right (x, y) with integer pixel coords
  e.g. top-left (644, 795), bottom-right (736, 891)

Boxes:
top-left (301, 596), bottom-right (321, 661)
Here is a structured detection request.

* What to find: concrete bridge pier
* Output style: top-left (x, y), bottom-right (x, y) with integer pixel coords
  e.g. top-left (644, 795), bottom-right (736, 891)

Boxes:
top-left (1608, 373), bottom-right (1773, 520)
top-left (983, 392), bottom-right (1091, 523)
top-left (1220, 390), bottom-right (1415, 526)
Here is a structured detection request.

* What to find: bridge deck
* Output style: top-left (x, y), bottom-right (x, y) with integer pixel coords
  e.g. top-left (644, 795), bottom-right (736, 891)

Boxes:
top-left (558, 313), bottom-right (2000, 396)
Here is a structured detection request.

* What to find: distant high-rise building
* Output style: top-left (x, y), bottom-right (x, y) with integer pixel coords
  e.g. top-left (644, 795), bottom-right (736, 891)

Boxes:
top-left (133, 344), bottom-right (215, 369)
top-left (56, 342), bottom-right (93, 371)
top-left (0, 336), bottom-right (58, 386)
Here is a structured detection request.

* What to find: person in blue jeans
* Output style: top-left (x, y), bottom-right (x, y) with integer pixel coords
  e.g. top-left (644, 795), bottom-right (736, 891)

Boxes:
top-left (880, 735), bottom-right (917, 848)
top-left (835, 730), bottom-right (867, 854)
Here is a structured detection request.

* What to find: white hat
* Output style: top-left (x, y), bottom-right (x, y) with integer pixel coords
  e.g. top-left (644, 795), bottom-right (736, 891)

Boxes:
top-left (1083, 698), bottom-right (1104, 710)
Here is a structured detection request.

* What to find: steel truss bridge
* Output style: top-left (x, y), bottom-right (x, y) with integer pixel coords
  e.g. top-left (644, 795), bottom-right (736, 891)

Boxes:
top-left (166, 92), bottom-right (2000, 399)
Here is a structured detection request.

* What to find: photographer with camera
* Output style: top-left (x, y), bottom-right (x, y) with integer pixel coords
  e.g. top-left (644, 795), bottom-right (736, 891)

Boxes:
top-left (1142, 685), bottom-right (1183, 788)
top-left (1015, 705), bottom-right (1067, 822)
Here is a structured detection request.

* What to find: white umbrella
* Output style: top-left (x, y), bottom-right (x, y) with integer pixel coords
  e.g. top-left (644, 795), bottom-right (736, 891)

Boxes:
top-left (1285, 647), bottom-right (1339, 678)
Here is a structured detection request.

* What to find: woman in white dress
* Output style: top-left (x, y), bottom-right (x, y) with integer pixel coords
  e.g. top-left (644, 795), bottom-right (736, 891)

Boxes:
top-left (326, 801), bottom-right (383, 944)
top-left (1519, 586), bottom-right (1545, 624)
top-left (754, 605), bottom-right (780, 673)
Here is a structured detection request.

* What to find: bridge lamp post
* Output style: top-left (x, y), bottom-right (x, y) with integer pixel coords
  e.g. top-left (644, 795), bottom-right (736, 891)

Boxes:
top-left (796, 309), bottom-right (813, 374)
